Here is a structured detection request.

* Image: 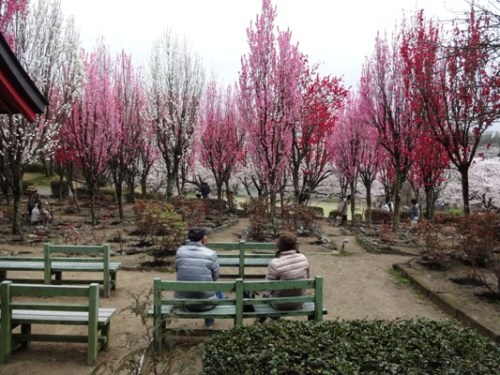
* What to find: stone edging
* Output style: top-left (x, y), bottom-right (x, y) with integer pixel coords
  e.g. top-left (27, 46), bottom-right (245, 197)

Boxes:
top-left (393, 261), bottom-right (500, 344)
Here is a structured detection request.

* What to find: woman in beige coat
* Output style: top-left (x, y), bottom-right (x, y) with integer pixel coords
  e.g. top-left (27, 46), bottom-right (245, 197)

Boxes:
top-left (265, 231), bottom-right (310, 310)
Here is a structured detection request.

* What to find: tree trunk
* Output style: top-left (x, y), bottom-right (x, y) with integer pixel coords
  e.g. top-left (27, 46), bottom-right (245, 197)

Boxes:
top-left (424, 186), bottom-right (435, 222)
top-left (89, 188), bottom-right (98, 226)
top-left (392, 172), bottom-right (405, 232)
top-left (460, 168), bottom-right (470, 215)
top-left (364, 181), bottom-right (372, 226)
top-left (11, 187), bottom-right (22, 235)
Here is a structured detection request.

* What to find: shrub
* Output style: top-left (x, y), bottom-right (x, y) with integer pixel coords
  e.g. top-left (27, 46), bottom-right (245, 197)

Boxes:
top-left (169, 195), bottom-right (209, 227)
top-left (366, 208), bottom-right (392, 225)
top-left (50, 180), bottom-right (69, 198)
top-left (280, 203), bottom-right (316, 234)
top-left (456, 213), bottom-right (500, 294)
top-left (203, 320), bottom-right (500, 375)
top-left (310, 206), bottom-right (324, 218)
top-left (244, 197), bottom-right (269, 241)
top-left (24, 163), bottom-right (47, 174)
top-left (133, 200), bottom-right (186, 261)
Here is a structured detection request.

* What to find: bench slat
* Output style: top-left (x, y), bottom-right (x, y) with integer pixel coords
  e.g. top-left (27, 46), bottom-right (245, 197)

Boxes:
top-left (11, 308), bottom-right (116, 323)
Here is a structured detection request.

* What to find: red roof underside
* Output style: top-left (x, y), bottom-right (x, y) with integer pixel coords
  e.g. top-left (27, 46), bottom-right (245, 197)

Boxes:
top-left (0, 68), bottom-right (37, 122)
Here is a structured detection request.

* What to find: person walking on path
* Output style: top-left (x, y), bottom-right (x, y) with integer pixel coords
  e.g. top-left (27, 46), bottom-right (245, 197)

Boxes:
top-left (409, 199), bottom-right (420, 227)
top-left (340, 195), bottom-right (351, 226)
top-left (174, 227), bottom-right (221, 328)
top-left (200, 182), bottom-right (211, 199)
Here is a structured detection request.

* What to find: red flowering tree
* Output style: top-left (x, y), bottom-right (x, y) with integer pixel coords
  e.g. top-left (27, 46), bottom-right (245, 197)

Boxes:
top-left (239, 0), bottom-right (304, 228)
top-left (197, 80), bottom-right (245, 199)
top-left (402, 8), bottom-right (500, 214)
top-left (60, 44), bottom-right (118, 225)
top-left (291, 64), bottom-right (347, 201)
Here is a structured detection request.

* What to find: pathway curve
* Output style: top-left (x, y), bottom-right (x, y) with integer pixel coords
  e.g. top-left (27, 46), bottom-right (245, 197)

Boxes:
top-left (211, 218), bottom-right (447, 321)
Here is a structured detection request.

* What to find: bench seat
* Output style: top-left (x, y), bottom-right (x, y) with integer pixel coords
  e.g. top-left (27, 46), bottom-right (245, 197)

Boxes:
top-left (0, 244), bottom-right (121, 297)
top-left (9, 307), bottom-right (116, 324)
top-left (0, 282), bottom-right (117, 366)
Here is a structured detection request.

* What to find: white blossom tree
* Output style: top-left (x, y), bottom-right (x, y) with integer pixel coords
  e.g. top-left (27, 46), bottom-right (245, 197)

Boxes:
top-left (0, 0), bottom-right (82, 234)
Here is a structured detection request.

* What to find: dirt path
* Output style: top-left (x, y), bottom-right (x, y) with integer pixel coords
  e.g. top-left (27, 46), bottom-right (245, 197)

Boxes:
top-left (211, 218), bottom-right (446, 321)
top-left (1, 218), bottom-right (446, 375)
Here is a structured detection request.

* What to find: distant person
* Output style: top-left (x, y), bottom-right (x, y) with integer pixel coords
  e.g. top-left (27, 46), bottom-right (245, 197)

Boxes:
top-left (226, 190), bottom-right (236, 210)
top-left (175, 227), bottom-right (221, 328)
top-left (200, 182), bottom-right (211, 199)
top-left (263, 231), bottom-right (310, 312)
top-left (298, 188), bottom-right (310, 205)
top-left (340, 194), bottom-right (351, 226)
top-left (382, 197), bottom-right (393, 213)
top-left (409, 199), bottom-right (420, 227)
top-left (30, 201), bottom-right (51, 225)
top-left (26, 185), bottom-right (40, 217)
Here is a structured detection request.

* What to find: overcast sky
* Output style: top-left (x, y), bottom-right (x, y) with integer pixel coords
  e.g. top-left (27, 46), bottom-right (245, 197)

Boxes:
top-left (59, 0), bottom-right (474, 89)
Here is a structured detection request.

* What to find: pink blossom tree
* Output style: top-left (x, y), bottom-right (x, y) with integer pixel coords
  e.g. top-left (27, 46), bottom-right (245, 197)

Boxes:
top-left (197, 80), bottom-right (246, 199)
top-left (360, 31), bottom-right (417, 230)
top-left (109, 51), bottom-right (148, 219)
top-left (239, 0), bottom-right (304, 228)
top-left (0, 0), bottom-right (27, 47)
top-left (60, 43), bottom-right (118, 225)
top-left (331, 93), bottom-right (366, 223)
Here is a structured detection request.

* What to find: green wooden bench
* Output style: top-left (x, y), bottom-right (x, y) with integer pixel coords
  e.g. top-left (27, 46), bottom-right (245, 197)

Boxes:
top-left (151, 276), bottom-right (326, 351)
top-left (0, 243), bottom-right (121, 297)
top-left (209, 241), bottom-right (275, 278)
top-left (0, 281), bottom-right (117, 366)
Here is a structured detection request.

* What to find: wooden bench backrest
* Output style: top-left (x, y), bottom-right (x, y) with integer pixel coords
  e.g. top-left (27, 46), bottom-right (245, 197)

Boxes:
top-left (153, 276), bottom-right (324, 325)
top-left (43, 243), bottom-right (111, 292)
top-left (208, 241), bottom-right (275, 278)
top-left (0, 281), bottom-right (100, 365)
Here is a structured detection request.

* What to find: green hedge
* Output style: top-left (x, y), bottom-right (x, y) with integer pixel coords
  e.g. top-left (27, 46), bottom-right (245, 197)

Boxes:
top-left (202, 320), bottom-right (500, 374)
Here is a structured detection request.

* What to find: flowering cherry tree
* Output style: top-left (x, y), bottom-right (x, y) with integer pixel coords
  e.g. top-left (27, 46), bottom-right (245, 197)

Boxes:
top-left (148, 29), bottom-right (204, 199)
top-left (0, 0), bottom-right (82, 234)
top-left (197, 80), bottom-right (245, 199)
top-left (239, 0), bottom-right (304, 227)
top-left (402, 8), bottom-right (500, 214)
top-left (109, 51), bottom-right (148, 219)
top-left (60, 43), bottom-right (118, 225)
top-left (360, 31), bottom-right (416, 230)
top-left (292, 64), bottom-right (346, 201)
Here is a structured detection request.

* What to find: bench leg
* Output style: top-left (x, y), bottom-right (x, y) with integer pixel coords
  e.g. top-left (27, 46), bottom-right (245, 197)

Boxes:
top-left (55, 271), bottom-right (62, 283)
top-left (0, 270), bottom-right (6, 281)
top-left (100, 322), bottom-right (111, 351)
top-left (111, 272), bottom-right (117, 290)
top-left (20, 324), bottom-right (31, 349)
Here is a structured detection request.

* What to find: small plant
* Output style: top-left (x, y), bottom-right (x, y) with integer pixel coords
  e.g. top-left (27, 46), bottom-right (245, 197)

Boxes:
top-left (96, 290), bottom-right (201, 375)
top-left (245, 197), bottom-right (270, 241)
top-left (133, 200), bottom-right (186, 262)
top-left (169, 196), bottom-right (208, 227)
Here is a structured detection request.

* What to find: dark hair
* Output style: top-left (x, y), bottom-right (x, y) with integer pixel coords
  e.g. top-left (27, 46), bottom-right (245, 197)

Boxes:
top-left (187, 227), bottom-right (211, 242)
top-left (411, 199), bottom-right (417, 205)
top-left (276, 231), bottom-right (298, 255)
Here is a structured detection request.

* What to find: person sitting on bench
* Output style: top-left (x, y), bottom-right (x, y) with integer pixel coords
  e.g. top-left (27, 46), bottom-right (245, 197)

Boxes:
top-left (174, 227), bottom-right (221, 328)
top-left (264, 231), bottom-right (310, 311)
